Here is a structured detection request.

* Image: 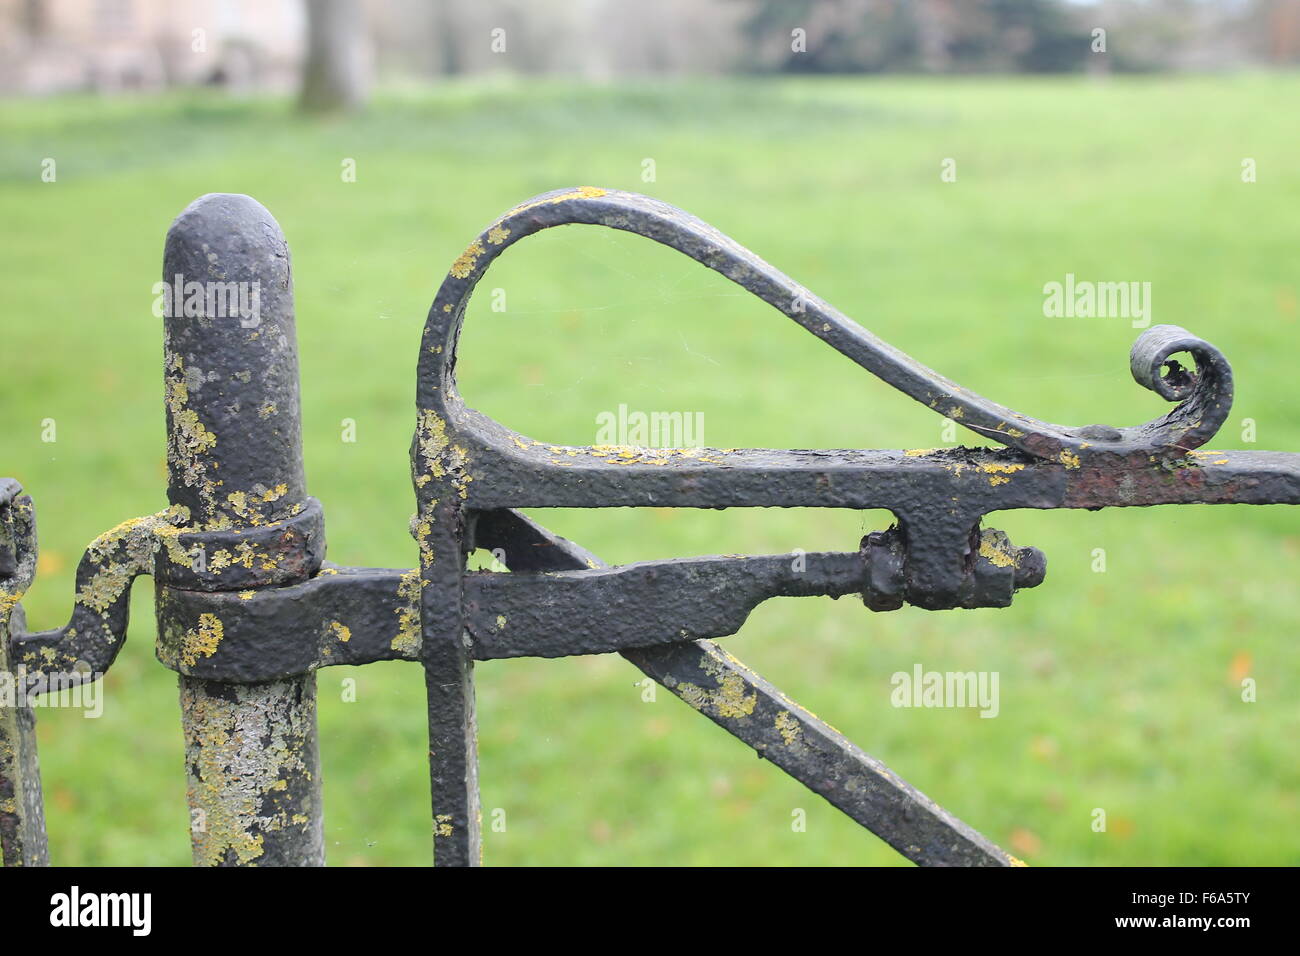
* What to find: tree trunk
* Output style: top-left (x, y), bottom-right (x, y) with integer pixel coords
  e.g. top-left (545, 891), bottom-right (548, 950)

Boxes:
top-left (300, 0), bottom-right (369, 113)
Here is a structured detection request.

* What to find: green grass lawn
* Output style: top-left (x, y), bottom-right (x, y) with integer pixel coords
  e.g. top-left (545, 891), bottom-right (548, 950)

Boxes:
top-left (1, 74), bottom-right (1297, 866)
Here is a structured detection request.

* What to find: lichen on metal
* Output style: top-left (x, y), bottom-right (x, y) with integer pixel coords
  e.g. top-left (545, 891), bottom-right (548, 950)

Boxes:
top-left (181, 677), bottom-right (322, 867)
top-left (3, 186), bottom-right (1297, 868)
top-left (673, 663), bottom-right (759, 720)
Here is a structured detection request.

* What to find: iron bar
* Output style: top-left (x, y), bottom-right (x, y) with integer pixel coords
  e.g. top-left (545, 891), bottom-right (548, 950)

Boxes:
top-left (161, 193), bottom-right (324, 867)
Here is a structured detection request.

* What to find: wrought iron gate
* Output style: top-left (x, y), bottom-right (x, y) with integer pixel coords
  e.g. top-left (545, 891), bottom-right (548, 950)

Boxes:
top-left (2, 187), bottom-right (1297, 866)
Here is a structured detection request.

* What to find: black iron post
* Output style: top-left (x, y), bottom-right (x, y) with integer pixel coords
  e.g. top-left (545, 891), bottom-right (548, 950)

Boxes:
top-left (159, 194), bottom-right (324, 866)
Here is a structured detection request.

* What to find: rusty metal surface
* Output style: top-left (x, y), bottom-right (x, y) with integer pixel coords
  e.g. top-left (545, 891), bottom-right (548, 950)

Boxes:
top-left (3, 186), bottom-right (1297, 866)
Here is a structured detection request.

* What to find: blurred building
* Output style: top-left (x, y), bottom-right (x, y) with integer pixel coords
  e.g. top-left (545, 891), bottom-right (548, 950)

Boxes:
top-left (1, 0), bottom-right (1298, 97)
top-left (0, 0), bottom-right (305, 94)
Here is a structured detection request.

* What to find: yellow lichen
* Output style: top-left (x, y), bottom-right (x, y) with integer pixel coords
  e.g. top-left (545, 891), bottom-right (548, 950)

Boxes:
top-left (164, 357), bottom-right (220, 515)
top-left (70, 508), bottom-right (192, 617)
top-left (450, 239), bottom-right (485, 279)
top-left (181, 679), bottom-right (318, 867)
top-left (978, 462), bottom-right (1025, 487)
top-left (411, 514), bottom-right (435, 567)
top-left (977, 531), bottom-right (1017, 569)
top-left (392, 569), bottom-right (422, 655)
top-left (497, 186), bottom-right (608, 223)
top-left (676, 653), bottom-right (757, 719)
top-left (775, 711), bottom-right (801, 747)
top-left (180, 613), bottom-right (224, 668)
top-left (415, 409), bottom-right (471, 497)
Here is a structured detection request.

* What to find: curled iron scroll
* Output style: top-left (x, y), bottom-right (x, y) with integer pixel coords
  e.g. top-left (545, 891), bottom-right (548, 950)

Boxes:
top-left (416, 187), bottom-right (1233, 466)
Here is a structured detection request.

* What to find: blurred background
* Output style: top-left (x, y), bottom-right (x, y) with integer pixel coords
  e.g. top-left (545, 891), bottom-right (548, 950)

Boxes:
top-left (1, 0), bottom-right (1297, 866)
top-left (6, 0), bottom-right (1300, 95)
